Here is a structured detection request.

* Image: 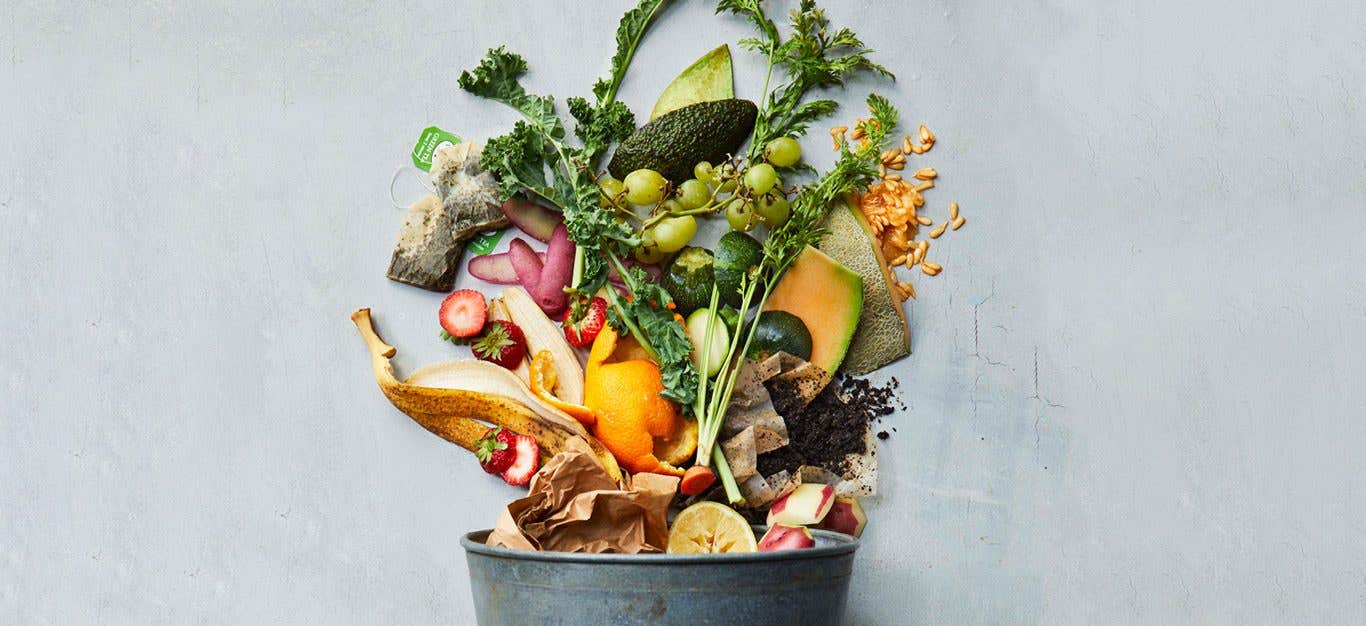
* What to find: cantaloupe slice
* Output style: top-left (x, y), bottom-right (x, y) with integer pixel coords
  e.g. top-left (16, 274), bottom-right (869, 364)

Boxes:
top-left (815, 198), bottom-right (911, 375)
top-left (763, 246), bottom-right (863, 376)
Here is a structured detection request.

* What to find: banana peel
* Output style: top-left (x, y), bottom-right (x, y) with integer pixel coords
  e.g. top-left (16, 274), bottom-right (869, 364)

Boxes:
top-left (352, 308), bottom-right (622, 481)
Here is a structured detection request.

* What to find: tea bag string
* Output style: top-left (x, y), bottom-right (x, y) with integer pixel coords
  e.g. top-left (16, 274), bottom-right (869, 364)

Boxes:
top-left (388, 164), bottom-right (434, 210)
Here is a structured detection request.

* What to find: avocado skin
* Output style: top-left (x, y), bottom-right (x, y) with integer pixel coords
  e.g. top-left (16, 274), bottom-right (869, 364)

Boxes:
top-left (608, 99), bottom-right (758, 183)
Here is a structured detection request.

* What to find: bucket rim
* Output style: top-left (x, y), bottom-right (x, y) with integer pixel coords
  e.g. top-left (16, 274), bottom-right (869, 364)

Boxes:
top-left (461, 525), bottom-right (858, 564)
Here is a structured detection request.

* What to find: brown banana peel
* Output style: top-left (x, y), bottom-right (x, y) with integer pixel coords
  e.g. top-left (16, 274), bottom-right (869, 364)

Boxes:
top-left (352, 308), bottom-right (622, 481)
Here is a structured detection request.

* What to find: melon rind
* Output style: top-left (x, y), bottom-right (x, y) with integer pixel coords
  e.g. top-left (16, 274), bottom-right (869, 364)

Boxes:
top-left (816, 199), bottom-right (911, 375)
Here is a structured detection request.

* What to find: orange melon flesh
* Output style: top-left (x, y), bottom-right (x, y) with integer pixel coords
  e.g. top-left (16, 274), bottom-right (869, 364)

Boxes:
top-left (763, 246), bottom-right (864, 374)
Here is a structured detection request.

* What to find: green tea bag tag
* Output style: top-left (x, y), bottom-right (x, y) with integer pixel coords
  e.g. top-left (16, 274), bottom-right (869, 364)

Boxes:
top-left (410, 126), bottom-right (462, 171)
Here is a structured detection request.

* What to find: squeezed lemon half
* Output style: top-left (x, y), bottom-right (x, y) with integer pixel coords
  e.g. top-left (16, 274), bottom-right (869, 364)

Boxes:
top-left (666, 501), bottom-right (757, 554)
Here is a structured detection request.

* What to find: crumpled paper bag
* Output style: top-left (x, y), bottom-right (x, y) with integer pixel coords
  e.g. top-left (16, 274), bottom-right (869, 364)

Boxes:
top-left (487, 437), bottom-right (679, 553)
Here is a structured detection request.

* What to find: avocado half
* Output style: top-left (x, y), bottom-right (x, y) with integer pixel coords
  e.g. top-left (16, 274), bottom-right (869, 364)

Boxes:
top-left (608, 98), bottom-right (757, 183)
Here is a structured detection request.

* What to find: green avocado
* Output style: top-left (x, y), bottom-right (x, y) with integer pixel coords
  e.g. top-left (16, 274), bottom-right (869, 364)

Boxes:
top-left (713, 231), bottom-right (763, 308)
top-left (662, 246), bottom-right (715, 315)
top-left (608, 98), bottom-right (758, 184)
top-left (746, 310), bottom-right (813, 362)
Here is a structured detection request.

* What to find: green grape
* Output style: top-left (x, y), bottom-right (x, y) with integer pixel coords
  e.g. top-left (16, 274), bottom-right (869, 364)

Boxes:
top-left (715, 163), bottom-right (738, 192)
top-left (634, 244), bottom-right (668, 264)
top-left (744, 163), bottom-right (778, 196)
top-left (694, 161), bottom-right (715, 184)
top-left (657, 198), bottom-right (684, 216)
top-left (676, 179), bottom-right (710, 210)
top-left (725, 198), bottom-right (754, 232)
top-left (651, 216), bottom-right (698, 253)
top-left (623, 169), bottom-right (667, 206)
top-left (598, 176), bottom-right (624, 206)
top-left (634, 231), bottom-right (668, 264)
top-left (756, 193), bottom-right (791, 227)
top-left (763, 137), bottom-right (802, 167)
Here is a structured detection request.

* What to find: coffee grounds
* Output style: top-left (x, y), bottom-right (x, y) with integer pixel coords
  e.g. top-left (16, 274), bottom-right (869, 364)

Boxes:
top-left (758, 375), bottom-right (900, 477)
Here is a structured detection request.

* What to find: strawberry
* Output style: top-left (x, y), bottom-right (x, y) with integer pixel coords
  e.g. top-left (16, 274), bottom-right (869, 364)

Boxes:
top-left (472, 320), bottom-right (527, 370)
top-left (562, 296), bottom-right (608, 347)
top-left (500, 434), bottom-right (541, 486)
top-left (439, 289), bottom-right (487, 339)
top-left (474, 426), bottom-right (517, 474)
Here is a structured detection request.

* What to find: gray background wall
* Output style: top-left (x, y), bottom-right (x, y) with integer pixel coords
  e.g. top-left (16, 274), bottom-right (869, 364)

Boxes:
top-left (3, 1), bottom-right (1363, 624)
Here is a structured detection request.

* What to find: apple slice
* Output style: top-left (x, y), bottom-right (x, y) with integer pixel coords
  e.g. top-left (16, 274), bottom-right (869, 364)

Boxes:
top-left (757, 524), bottom-right (815, 551)
top-left (766, 483), bottom-right (836, 527)
top-left (816, 497), bottom-right (867, 538)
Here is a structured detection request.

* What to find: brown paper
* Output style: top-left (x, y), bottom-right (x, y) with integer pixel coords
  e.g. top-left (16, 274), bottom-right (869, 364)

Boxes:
top-left (487, 438), bottom-right (679, 553)
top-left (721, 427), bottom-right (758, 482)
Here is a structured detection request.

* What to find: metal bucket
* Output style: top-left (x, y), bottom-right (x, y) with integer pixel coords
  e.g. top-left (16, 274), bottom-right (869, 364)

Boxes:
top-left (461, 526), bottom-right (859, 626)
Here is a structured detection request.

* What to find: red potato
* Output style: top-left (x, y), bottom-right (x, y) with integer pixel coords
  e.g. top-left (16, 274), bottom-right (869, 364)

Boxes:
top-left (757, 525), bottom-right (815, 551)
top-left (467, 251), bottom-right (546, 285)
top-left (507, 238), bottom-right (545, 293)
top-left (531, 224), bottom-right (574, 316)
top-left (816, 497), bottom-right (867, 538)
top-left (766, 483), bottom-right (836, 527)
top-left (502, 197), bottom-right (563, 243)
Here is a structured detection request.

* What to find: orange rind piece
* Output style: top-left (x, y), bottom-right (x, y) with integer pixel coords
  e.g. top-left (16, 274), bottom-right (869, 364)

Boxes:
top-left (584, 326), bottom-right (695, 477)
top-left (529, 350), bottom-right (596, 426)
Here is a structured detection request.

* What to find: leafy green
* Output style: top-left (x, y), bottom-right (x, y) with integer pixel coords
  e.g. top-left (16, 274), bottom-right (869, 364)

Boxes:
top-left (604, 257), bottom-right (700, 413)
top-left (567, 96), bottom-right (636, 160)
top-left (594, 0), bottom-right (672, 105)
top-left (717, 0), bottom-right (893, 159)
top-left (457, 47), bottom-right (563, 136)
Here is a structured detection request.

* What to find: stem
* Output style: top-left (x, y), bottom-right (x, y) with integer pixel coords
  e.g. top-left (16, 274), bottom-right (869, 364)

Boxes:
top-left (712, 446), bottom-right (743, 505)
top-left (602, 251), bottom-right (661, 363)
top-left (603, 285), bottom-right (659, 364)
top-left (747, 53), bottom-right (777, 160)
top-left (697, 271), bottom-right (760, 460)
top-left (702, 276), bottom-right (777, 454)
top-left (640, 204), bottom-right (719, 231)
top-left (694, 285), bottom-right (722, 466)
top-left (571, 246), bottom-right (585, 288)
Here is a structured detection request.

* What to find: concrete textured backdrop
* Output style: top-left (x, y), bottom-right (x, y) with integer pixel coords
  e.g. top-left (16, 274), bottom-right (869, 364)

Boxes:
top-left (3, 1), bottom-right (1364, 624)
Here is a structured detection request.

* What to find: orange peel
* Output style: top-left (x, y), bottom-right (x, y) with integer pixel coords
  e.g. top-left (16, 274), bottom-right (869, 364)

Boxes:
top-left (529, 350), bottom-right (596, 426)
top-left (584, 326), bottom-right (695, 477)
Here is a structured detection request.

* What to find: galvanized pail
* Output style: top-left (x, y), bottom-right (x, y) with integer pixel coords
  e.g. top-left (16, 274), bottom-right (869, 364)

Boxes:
top-left (461, 526), bottom-right (858, 626)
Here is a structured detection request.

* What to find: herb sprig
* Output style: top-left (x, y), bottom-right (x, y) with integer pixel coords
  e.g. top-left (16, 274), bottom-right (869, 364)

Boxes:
top-left (717, 0), bottom-right (893, 163)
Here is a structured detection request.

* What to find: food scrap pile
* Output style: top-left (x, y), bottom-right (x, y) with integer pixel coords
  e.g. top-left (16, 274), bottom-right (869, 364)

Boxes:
top-left (352, 0), bottom-right (971, 555)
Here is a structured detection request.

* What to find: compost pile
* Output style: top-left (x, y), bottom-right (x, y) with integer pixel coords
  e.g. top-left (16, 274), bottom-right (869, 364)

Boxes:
top-left (759, 376), bottom-right (899, 477)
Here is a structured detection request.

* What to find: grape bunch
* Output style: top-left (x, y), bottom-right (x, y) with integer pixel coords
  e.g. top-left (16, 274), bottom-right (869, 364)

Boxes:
top-left (596, 137), bottom-right (804, 263)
